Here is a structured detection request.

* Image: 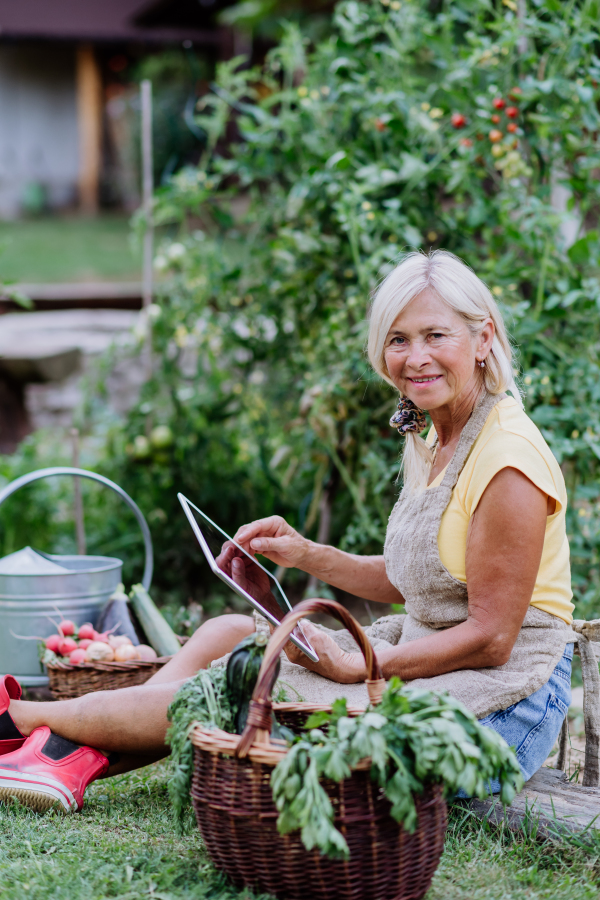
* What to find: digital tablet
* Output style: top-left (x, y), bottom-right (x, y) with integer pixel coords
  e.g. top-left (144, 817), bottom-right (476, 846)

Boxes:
top-left (178, 493), bottom-right (318, 662)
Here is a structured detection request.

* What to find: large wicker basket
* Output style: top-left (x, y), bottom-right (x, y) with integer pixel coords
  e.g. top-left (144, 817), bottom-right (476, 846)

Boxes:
top-left (190, 599), bottom-right (448, 900)
top-left (46, 656), bottom-right (172, 699)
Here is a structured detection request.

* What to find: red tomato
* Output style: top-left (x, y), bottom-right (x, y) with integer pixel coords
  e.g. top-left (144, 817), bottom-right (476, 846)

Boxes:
top-left (77, 623), bottom-right (95, 641)
top-left (59, 637), bottom-right (78, 656)
top-left (508, 86), bottom-right (523, 99)
top-left (451, 112), bottom-right (467, 128)
top-left (59, 619), bottom-right (76, 637)
top-left (491, 114), bottom-right (501, 123)
top-left (489, 129), bottom-right (503, 143)
top-left (507, 122), bottom-right (518, 133)
top-left (69, 648), bottom-right (87, 665)
top-left (374, 118), bottom-right (387, 132)
top-left (459, 137), bottom-right (473, 147)
top-left (506, 106), bottom-right (519, 119)
top-left (45, 634), bottom-right (62, 653)
top-left (492, 97), bottom-right (506, 110)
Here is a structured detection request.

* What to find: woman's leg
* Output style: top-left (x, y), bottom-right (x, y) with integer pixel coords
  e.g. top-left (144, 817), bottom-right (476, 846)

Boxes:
top-left (8, 614), bottom-right (255, 759)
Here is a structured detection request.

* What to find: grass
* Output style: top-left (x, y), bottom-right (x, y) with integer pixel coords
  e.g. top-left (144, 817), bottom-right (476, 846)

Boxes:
top-left (2, 761), bottom-right (600, 900)
top-left (0, 216), bottom-right (141, 284)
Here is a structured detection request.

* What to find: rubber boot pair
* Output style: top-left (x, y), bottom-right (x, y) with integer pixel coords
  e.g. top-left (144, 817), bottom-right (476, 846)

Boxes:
top-left (0, 675), bottom-right (108, 812)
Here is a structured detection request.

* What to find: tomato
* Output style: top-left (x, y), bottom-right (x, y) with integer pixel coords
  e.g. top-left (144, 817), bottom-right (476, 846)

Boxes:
top-left (489, 129), bottom-right (503, 143)
top-left (508, 86), bottom-right (523, 99)
top-left (491, 114), bottom-right (501, 123)
top-left (506, 106), bottom-right (519, 118)
top-left (492, 97), bottom-right (506, 110)
top-left (459, 137), bottom-right (473, 147)
top-left (374, 118), bottom-right (387, 132)
top-left (451, 112), bottom-right (467, 128)
top-left (507, 122), bottom-right (518, 133)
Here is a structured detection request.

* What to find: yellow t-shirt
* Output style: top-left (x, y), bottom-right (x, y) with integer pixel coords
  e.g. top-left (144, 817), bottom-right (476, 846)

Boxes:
top-left (426, 397), bottom-right (574, 624)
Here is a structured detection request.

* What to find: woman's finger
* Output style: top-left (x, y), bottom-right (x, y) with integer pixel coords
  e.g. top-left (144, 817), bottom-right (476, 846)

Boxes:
top-left (234, 516), bottom-right (285, 544)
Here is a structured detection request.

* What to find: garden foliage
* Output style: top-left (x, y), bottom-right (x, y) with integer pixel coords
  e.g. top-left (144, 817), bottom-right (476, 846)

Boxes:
top-left (4, 0), bottom-right (600, 619)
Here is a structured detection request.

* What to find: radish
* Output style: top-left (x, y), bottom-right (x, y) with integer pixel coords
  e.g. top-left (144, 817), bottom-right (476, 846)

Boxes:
top-left (45, 634), bottom-right (62, 653)
top-left (69, 648), bottom-right (87, 665)
top-left (78, 623), bottom-right (95, 641)
top-left (58, 637), bottom-right (78, 656)
top-left (86, 642), bottom-right (115, 662)
top-left (114, 644), bottom-right (139, 662)
top-left (58, 620), bottom-right (76, 637)
top-left (108, 635), bottom-right (133, 649)
top-left (78, 639), bottom-right (93, 651)
top-left (93, 630), bottom-right (109, 642)
top-left (137, 644), bottom-right (158, 661)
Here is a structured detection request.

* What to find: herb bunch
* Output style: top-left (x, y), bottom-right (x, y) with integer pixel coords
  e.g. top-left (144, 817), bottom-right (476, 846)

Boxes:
top-left (271, 678), bottom-right (523, 859)
top-left (166, 667), bottom-right (234, 828)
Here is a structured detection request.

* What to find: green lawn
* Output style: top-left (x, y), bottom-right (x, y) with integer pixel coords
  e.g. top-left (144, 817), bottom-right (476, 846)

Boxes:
top-left (0, 216), bottom-right (141, 284)
top-left (1, 761), bottom-right (600, 900)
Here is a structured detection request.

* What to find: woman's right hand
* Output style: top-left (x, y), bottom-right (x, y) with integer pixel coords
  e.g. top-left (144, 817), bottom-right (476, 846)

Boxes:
top-left (233, 516), bottom-right (310, 570)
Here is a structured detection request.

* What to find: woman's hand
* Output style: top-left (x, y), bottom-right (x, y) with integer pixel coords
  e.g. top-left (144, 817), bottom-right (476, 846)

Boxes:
top-left (281, 619), bottom-right (367, 684)
top-left (234, 516), bottom-right (310, 569)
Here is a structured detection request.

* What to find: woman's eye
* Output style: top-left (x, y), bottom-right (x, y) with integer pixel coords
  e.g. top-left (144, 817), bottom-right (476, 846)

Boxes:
top-left (429, 333), bottom-right (444, 340)
top-left (390, 336), bottom-right (406, 346)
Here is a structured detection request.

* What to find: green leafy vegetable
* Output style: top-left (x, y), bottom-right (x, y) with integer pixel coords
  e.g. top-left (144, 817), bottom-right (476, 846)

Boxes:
top-left (271, 679), bottom-right (523, 859)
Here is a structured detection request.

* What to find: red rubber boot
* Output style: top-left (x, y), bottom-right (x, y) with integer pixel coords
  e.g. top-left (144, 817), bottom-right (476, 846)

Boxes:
top-left (0, 675), bottom-right (26, 755)
top-left (0, 726), bottom-right (109, 813)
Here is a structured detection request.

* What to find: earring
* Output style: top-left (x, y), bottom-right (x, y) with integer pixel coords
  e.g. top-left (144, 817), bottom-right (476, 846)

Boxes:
top-left (478, 360), bottom-right (486, 368)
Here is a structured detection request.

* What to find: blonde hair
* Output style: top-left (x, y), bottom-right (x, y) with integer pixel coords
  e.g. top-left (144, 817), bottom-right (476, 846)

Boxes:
top-left (367, 250), bottom-right (521, 493)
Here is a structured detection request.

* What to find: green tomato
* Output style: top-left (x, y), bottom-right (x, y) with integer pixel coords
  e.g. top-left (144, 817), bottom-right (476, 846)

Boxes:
top-left (150, 425), bottom-right (174, 449)
top-left (133, 435), bottom-right (151, 459)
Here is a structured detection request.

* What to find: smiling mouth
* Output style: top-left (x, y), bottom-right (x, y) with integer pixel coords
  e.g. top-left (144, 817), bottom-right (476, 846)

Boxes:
top-left (408, 375), bottom-right (442, 384)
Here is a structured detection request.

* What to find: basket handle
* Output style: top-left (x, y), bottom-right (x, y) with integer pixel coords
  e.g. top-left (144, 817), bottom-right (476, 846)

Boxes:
top-left (0, 467), bottom-right (153, 590)
top-left (235, 598), bottom-right (385, 758)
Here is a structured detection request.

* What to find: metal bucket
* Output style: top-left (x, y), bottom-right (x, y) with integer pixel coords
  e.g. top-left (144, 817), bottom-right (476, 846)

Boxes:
top-left (0, 468), bottom-right (153, 687)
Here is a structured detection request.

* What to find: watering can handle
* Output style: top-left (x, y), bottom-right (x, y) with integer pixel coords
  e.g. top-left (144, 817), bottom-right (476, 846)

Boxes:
top-left (0, 467), bottom-right (153, 591)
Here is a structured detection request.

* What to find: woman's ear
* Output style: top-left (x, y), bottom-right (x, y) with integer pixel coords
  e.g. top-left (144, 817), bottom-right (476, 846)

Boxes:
top-left (477, 318), bottom-right (495, 362)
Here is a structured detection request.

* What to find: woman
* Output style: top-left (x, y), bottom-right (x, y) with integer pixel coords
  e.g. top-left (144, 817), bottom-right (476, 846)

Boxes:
top-left (0, 250), bottom-right (573, 812)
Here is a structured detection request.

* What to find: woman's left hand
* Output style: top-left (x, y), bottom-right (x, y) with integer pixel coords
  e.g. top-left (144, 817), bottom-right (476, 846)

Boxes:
top-left (281, 616), bottom-right (368, 684)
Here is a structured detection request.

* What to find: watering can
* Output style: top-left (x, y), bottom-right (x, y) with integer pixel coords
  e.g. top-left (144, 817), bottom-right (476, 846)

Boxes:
top-left (0, 468), bottom-right (153, 686)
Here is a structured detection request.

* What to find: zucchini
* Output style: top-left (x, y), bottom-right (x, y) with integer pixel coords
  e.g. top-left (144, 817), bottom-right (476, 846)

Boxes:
top-left (128, 584), bottom-right (181, 657)
top-left (226, 631), bottom-right (281, 734)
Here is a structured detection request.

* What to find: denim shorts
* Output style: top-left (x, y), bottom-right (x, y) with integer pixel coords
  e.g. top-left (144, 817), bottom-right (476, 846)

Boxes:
top-left (479, 643), bottom-right (572, 793)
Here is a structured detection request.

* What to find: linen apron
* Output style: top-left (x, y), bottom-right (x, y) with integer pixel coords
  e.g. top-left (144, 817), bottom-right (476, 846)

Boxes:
top-left (216, 392), bottom-right (571, 715)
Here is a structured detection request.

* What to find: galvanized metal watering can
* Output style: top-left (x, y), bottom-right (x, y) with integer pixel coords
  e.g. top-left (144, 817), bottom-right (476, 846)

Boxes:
top-left (0, 467), bottom-right (153, 686)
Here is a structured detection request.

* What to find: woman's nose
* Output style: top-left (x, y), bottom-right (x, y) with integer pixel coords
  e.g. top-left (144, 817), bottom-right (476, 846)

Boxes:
top-left (405, 339), bottom-right (431, 368)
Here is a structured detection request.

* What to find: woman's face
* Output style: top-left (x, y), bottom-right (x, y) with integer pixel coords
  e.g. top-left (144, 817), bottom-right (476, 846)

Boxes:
top-left (383, 289), bottom-right (494, 411)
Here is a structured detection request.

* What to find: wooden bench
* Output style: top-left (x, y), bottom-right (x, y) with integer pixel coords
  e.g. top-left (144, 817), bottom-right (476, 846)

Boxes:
top-left (466, 619), bottom-right (600, 836)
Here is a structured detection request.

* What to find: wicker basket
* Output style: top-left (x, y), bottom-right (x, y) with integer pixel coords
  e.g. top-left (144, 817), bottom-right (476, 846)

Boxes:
top-left (46, 656), bottom-right (172, 699)
top-left (190, 598), bottom-right (448, 900)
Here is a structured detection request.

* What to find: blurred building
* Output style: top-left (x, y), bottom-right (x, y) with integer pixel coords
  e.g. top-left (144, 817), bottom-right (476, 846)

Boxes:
top-left (0, 0), bottom-right (228, 218)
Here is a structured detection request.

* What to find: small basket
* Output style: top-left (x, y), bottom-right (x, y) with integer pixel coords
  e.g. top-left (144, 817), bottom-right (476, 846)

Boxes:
top-left (190, 599), bottom-right (447, 900)
top-left (46, 656), bottom-right (172, 699)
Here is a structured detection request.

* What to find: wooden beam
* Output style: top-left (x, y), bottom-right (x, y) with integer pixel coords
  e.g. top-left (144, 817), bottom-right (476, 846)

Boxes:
top-left (462, 768), bottom-right (600, 839)
top-left (76, 43), bottom-right (102, 215)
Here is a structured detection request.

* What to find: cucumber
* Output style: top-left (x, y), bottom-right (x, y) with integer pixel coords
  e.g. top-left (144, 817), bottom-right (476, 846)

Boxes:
top-left (226, 632), bottom-right (281, 734)
top-left (128, 584), bottom-right (181, 657)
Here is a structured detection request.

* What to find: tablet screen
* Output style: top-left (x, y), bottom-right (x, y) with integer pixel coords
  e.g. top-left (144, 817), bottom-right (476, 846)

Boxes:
top-left (189, 504), bottom-right (291, 622)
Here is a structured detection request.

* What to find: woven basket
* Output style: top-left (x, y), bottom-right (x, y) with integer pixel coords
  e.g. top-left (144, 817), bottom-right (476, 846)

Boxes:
top-left (190, 598), bottom-right (448, 900)
top-left (46, 656), bottom-right (172, 699)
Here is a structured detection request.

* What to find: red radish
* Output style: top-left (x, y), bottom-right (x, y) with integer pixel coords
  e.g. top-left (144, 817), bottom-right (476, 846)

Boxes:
top-left (137, 644), bottom-right (158, 661)
top-left (78, 623), bottom-right (95, 641)
top-left (59, 637), bottom-right (78, 656)
top-left (78, 639), bottom-right (93, 651)
top-left (58, 620), bottom-right (76, 637)
top-left (69, 648), bottom-right (87, 665)
top-left (506, 106), bottom-right (518, 119)
top-left (93, 631), bottom-right (109, 642)
top-left (45, 634), bottom-right (62, 653)
top-left (492, 97), bottom-right (506, 110)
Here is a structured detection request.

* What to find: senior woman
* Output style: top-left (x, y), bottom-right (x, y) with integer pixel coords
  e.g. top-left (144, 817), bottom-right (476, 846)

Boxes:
top-left (0, 250), bottom-right (573, 812)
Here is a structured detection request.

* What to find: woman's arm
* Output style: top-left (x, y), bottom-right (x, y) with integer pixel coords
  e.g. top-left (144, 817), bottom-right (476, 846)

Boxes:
top-left (283, 466), bottom-right (549, 682)
top-left (234, 516), bottom-right (403, 605)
